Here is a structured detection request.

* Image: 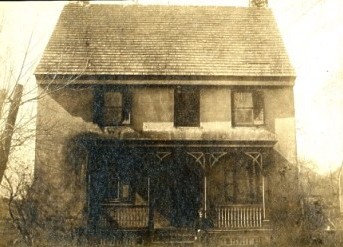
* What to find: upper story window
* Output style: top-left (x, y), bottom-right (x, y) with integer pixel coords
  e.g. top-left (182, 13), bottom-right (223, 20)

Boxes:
top-left (94, 86), bottom-right (131, 127)
top-left (232, 91), bottom-right (264, 127)
top-left (174, 86), bottom-right (200, 127)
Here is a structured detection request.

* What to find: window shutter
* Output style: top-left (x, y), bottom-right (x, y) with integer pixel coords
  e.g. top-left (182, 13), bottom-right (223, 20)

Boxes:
top-left (174, 87), bottom-right (200, 127)
top-left (93, 86), bottom-right (104, 127)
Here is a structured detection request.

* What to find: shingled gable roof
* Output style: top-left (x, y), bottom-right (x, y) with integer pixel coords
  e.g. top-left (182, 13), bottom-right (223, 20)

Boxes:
top-left (35, 3), bottom-right (295, 79)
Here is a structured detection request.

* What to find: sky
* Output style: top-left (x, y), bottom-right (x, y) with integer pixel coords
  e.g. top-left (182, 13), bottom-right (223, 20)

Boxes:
top-left (0, 0), bottom-right (342, 174)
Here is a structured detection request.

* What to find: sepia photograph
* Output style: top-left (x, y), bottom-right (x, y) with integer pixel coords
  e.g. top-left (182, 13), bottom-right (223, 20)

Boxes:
top-left (0, 0), bottom-right (342, 246)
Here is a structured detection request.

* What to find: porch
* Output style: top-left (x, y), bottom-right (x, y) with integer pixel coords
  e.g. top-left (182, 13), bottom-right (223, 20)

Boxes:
top-left (87, 203), bottom-right (271, 246)
top-left (83, 137), bottom-right (275, 245)
top-left (97, 204), bottom-right (266, 230)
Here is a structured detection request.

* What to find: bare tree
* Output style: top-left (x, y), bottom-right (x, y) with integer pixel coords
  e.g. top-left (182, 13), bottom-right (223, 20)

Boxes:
top-left (0, 84), bottom-right (23, 184)
top-left (0, 90), bottom-right (6, 114)
top-left (0, 19), bottom-right (87, 186)
top-left (0, 6), bottom-right (91, 245)
top-left (1, 164), bottom-right (35, 246)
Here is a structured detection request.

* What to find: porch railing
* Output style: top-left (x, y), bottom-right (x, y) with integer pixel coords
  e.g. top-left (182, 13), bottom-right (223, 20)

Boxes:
top-left (100, 204), bottom-right (149, 229)
top-left (215, 204), bottom-right (263, 229)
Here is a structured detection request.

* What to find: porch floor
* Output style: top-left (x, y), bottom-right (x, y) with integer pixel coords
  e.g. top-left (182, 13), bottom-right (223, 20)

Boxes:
top-left (81, 226), bottom-right (272, 247)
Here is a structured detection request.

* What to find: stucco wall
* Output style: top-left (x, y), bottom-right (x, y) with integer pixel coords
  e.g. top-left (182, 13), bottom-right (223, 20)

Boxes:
top-left (132, 87), bottom-right (233, 131)
top-left (200, 87), bottom-right (231, 130)
top-left (35, 85), bottom-right (100, 225)
top-left (35, 82), bottom-right (297, 227)
top-left (264, 87), bottom-right (297, 163)
top-left (131, 87), bottom-right (174, 131)
top-left (35, 84), bottom-right (297, 170)
top-left (130, 86), bottom-right (296, 164)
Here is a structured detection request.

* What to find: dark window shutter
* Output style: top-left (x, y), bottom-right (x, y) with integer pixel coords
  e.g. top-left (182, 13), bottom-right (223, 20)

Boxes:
top-left (93, 86), bottom-right (104, 127)
top-left (174, 87), bottom-right (200, 127)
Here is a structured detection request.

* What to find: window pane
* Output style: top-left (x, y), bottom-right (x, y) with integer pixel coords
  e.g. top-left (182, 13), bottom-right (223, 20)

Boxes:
top-left (122, 184), bottom-right (130, 198)
top-left (234, 92), bottom-right (253, 108)
top-left (235, 109), bottom-right (253, 125)
top-left (108, 180), bottom-right (119, 200)
top-left (253, 91), bottom-right (263, 109)
top-left (104, 92), bottom-right (122, 107)
top-left (104, 107), bottom-right (122, 125)
top-left (233, 91), bottom-right (264, 126)
top-left (253, 92), bottom-right (264, 125)
top-left (253, 108), bottom-right (264, 125)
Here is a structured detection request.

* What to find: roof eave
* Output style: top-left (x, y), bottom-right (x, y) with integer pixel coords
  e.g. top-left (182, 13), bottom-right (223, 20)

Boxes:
top-left (35, 74), bottom-right (296, 86)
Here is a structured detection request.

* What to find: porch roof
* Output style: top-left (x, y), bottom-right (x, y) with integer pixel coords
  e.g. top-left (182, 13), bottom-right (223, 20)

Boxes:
top-left (90, 127), bottom-right (277, 147)
top-left (35, 3), bottom-right (295, 80)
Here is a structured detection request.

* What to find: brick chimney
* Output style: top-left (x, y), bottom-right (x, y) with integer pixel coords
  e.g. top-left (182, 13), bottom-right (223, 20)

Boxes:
top-left (250, 0), bottom-right (268, 8)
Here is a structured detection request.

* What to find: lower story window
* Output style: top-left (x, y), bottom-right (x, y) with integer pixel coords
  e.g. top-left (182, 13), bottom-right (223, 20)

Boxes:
top-left (106, 175), bottom-right (132, 203)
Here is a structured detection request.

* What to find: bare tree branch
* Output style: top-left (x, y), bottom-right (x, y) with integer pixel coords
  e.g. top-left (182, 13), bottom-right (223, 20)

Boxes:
top-left (0, 84), bottom-right (23, 183)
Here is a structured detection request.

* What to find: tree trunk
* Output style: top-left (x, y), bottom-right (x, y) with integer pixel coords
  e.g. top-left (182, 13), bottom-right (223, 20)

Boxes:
top-left (0, 89), bottom-right (6, 117)
top-left (0, 84), bottom-right (23, 184)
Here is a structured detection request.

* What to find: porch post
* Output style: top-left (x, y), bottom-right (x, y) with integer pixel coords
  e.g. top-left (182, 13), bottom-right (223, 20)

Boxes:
top-left (147, 151), bottom-right (171, 231)
top-left (187, 152), bottom-right (227, 218)
top-left (261, 157), bottom-right (266, 219)
top-left (137, 151), bottom-right (156, 239)
top-left (262, 176), bottom-right (266, 219)
top-left (245, 152), bottom-right (266, 219)
top-left (204, 176), bottom-right (207, 218)
top-left (147, 177), bottom-right (154, 232)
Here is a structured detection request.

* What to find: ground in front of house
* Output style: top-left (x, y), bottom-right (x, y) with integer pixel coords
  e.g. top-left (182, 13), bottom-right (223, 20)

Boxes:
top-left (1, 197), bottom-right (343, 247)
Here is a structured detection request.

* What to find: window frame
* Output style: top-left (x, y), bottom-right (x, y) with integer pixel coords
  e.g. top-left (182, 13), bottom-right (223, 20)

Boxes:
top-left (174, 86), bottom-right (200, 127)
top-left (232, 90), bottom-right (265, 127)
top-left (106, 176), bottom-right (133, 203)
top-left (93, 86), bottom-right (132, 128)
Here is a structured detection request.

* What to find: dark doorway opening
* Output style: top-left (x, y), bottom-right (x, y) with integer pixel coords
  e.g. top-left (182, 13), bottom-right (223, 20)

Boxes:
top-left (153, 154), bottom-right (202, 227)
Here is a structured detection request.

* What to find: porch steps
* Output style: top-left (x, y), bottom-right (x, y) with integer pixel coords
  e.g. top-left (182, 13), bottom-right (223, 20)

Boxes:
top-left (207, 229), bottom-right (272, 247)
top-left (151, 228), bottom-right (195, 247)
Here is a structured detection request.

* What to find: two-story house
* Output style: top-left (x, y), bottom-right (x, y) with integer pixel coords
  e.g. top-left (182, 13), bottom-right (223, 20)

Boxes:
top-left (34, 2), bottom-right (298, 246)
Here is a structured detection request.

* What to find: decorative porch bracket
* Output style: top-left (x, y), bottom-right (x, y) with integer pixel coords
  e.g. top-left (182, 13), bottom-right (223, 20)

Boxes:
top-left (155, 152), bottom-right (172, 162)
top-left (244, 152), bottom-right (263, 170)
top-left (187, 152), bottom-right (227, 218)
top-left (244, 152), bottom-right (266, 219)
top-left (187, 152), bottom-right (227, 170)
top-left (137, 151), bottom-right (172, 163)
